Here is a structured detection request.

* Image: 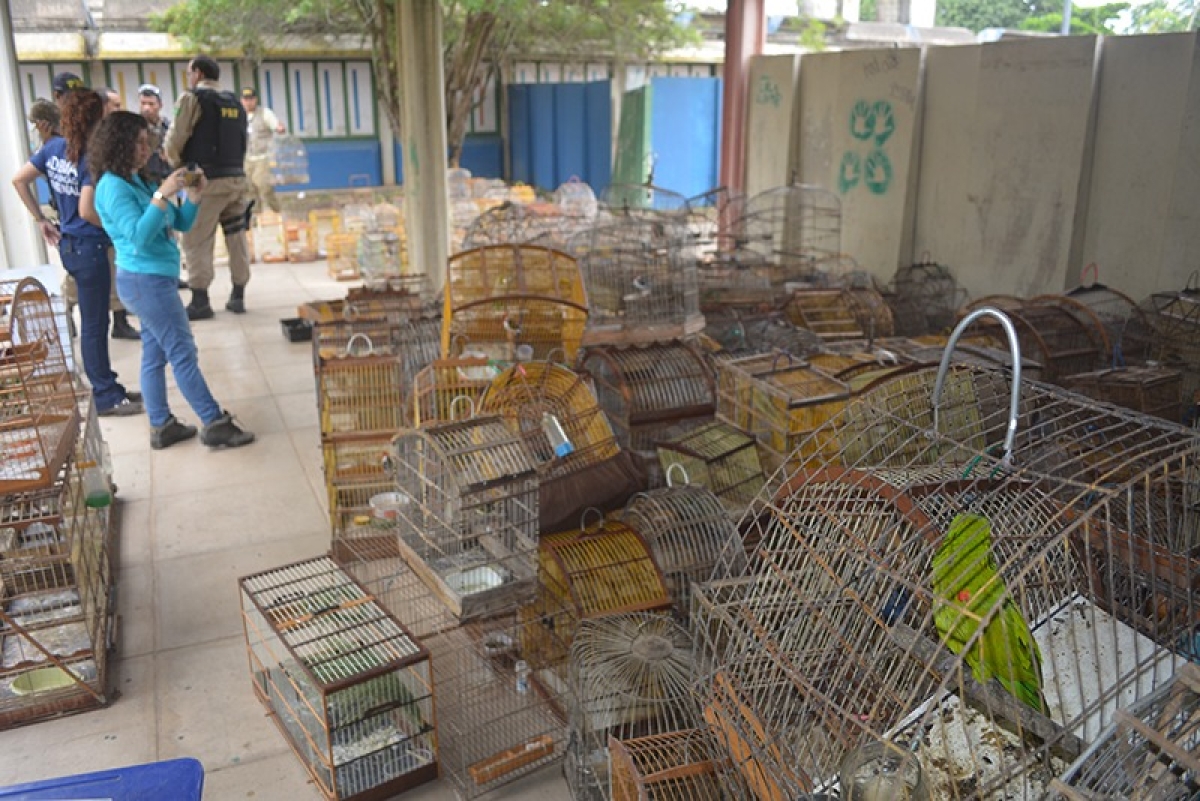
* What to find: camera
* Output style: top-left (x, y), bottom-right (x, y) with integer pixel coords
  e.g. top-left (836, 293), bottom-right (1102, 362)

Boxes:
top-left (183, 164), bottom-right (204, 187)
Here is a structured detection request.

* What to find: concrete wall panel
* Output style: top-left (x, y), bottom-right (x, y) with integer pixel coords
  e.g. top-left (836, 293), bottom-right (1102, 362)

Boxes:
top-left (744, 54), bottom-right (799, 198)
top-left (1155, 33), bottom-right (1200, 296)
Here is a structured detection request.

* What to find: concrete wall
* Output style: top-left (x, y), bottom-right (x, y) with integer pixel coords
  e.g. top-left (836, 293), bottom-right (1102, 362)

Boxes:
top-left (744, 54), bottom-right (799, 198)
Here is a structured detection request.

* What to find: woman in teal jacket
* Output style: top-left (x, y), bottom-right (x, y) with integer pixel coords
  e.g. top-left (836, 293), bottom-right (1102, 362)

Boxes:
top-left (90, 111), bottom-right (254, 450)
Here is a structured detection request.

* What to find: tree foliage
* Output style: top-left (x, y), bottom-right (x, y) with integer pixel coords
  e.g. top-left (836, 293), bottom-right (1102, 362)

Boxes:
top-left (154, 0), bottom-right (697, 165)
top-left (1021, 2), bottom-right (1129, 33)
top-left (934, 0), bottom-right (1061, 31)
top-left (1125, 0), bottom-right (1198, 32)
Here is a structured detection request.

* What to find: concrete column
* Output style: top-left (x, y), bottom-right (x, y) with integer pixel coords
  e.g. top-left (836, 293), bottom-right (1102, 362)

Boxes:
top-left (720, 0), bottom-right (765, 196)
top-left (0, 0), bottom-right (48, 270)
top-left (397, 0), bottom-right (450, 294)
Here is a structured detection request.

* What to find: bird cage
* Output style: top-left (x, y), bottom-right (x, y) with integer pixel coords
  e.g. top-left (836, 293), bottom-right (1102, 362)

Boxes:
top-left (299, 288), bottom-right (432, 326)
top-left (620, 482), bottom-right (744, 618)
top-left (575, 220), bottom-right (704, 345)
top-left (685, 186), bottom-right (745, 261)
top-left (1049, 661), bottom-right (1199, 800)
top-left (388, 416), bottom-right (540, 620)
top-left (519, 521), bottom-right (672, 688)
top-left (308, 209), bottom-right (341, 258)
top-left (1133, 281), bottom-right (1200, 406)
top-left (578, 341), bottom-right (715, 453)
top-left (964, 299), bottom-right (1106, 384)
top-left (1, 278), bottom-right (78, 494)
top-left (314, 323), bottom-right (411, 437)
top-left (888, 259), bottom-right (968, 336)
top-left (657, 421), bottom-right (766, 515)
top-left (356, 231), bottom-right (403, 286)
top-left (690, 309), bottom-right (1200, 800)
top-left (843, 283), bottom-right (896, 340)
top-left (1065, 265), bottom-right (1153, 365)
top-left (609, 727), bottom-right (748, 801)
top-left (462, 202), bottom-right (578, 251)
top-left (1063, 366), bottom-right (1183, 423)
top-left (254, 211), bottom-right (287, 263)
top-left (601, 183), bottom-right (690, 217)
top-left (443, 244), bottom-right (589, 362)
top-left (322, 435), bottom-right (394, 538)
top-left (566, 614), bottom-right (699, 800)
top-left (326, 233), bottom-right (360, 281)
top-left (731, 184), bottom-right (843, 289)
top-left (702, 311), bottom-right (827, 360)
top-left (240, 557), bottom-right (438, 800)
top-left (715, 352), bottom-right (851, 471)
top-left (784, 289), bottom-right (865, 342)
top-left (408, 357), bottom-right (499, 427)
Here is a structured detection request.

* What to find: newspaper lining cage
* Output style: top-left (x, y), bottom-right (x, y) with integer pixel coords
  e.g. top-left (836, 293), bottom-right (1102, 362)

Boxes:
top-left (1, 278), bottom-right (78, 494)
top-left (240, 557), bottom-right (438, 800)
top-left (443, 245), bottom-right (589, 363)
top-left (691, 308), bottom-right (1200, 799)
top-left (573, 219), bottom-right (704, 344)
top-left (887, 259), bottom-right (969, 337)
top-left (566, 613), bottom-right (699, 800)
top-left (728, 184), bottom-right (843, 289)
top-left (578, 341), bottom-right (715, 453)
top-left (609, 727), bottom-right (748, 801)
top-left (657, 421), bottom-right (766, 515)
top-left (1049, 661), bottom-right (1199, 800)
top-left (386, 416), bottom-right (540, 620)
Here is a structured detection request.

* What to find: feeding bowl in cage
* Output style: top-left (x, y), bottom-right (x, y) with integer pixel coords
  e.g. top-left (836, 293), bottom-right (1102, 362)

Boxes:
top-left (369, 491), bottom-right (410, 522)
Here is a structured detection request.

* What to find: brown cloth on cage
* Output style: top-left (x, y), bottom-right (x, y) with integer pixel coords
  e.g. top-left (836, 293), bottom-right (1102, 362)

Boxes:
top-left (538, 450), bottom-right (647, 534)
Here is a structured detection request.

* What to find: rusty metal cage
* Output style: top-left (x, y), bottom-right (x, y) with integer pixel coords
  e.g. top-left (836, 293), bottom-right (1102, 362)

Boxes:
top-left (609, 727), bottom-right (748, 801)
top-left (566, 614), bottom-right (699, 800)
top-left (1, 278), bottom-right (78, 494)
top-left (657, 421), bottom-right (766, 515)
top-left (1131, 282), bottom-right (1200, 407)
top-left (784, 289), bottom-right (865, 343)
top-left (442, 244), bottom-right (589, 362)
top-left (965, 299), bottom-right (1107, 384)
top-left (387, 416), bottom-right (540, 621)
top-left (240, 556), bottom-right (438, 800)
top-left (887, 260), bottom-right (968, 337)
top-left (1049, 661), bottom-right (1198, 800)
top-left (690, 309), bottom-right (1200, 799)
top-left (578, 341), bottom-right (715, 453)
top-left (1063, 366), bottom-right (1183, 424)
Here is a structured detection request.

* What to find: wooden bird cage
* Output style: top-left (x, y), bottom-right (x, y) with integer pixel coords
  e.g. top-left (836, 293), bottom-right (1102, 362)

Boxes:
top-left (619, 483), bottom-right (744, 619)
top-left (326, 232), bottom-right (361, 281)
top-left (298, 287), bottom-right (432, 326)
top-left (388, 416), bottom-right (540, 620)
top-left (308, 208), bottom-right (341, 258)
top-left (609, 728), bottom-right (747, 801)
top-left (1063, 366), bottom-right (1183, 424)
top-left (1049, 662), bottom-right (1199, 800)
top-left (443, 244), bottom-right (588, 361)
top-left (784, 289), bottom-right (865, 343)
top-left (575, 220), bottom-right (704, 345)
top-left (240, 557), bottom-right (438, 800)
top-left (657, 421), bottom-right (766, 515)
top-left (322, 435), bottom-right (393, 538)
top-left (408, 357), bottom-right (499, 428)
top-left (887, 260), bottom-right (968, 336)
top-left (567, 614), bottom-right (699, 800)
top-left (843, 283), bottom-right (896, 340)
top-left (690, 310), bottom-right (1200, 800)
top-left (1, 278), bottom-right (78, 494)
top-left (578, 341), bottom-right (716, 453)
top-left (965, 299), bottom-right (1107, 384)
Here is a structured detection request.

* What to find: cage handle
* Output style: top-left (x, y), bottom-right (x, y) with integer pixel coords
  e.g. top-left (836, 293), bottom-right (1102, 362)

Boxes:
top-left (344, 332), bottom-right (374, 357)
top-left (932, 307), bottom-right (1022, 468)
top-left (544, 346), bottom-right (566, 366)
top-left (1187, 270), bottom-right (1200, 294)
top-left (770, 350), bottom-right (795, 372)
top-left (665, 462), bottom-right (690, 487)
top-left (449, 394), bottom-right (476, 421)
top-left (579, 506), bottom-right (604, 533)
top-left (1080, 262), bottom-right (1098, 287)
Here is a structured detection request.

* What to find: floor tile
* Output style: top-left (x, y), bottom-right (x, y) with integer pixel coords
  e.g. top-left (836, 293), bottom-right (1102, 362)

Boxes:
top-left (201, 750), bottom-right (325, 800)
top-left (116, 497), bottom-right (153, 567)
top-left (150, 430), bottom-right (308, 496)
top-left (275, 390), bottom-right (319, 430)
top-left (112, 452), bottom-right (152, 502)
top-left (116, 563), bottom-right (156, 658)
top-left (262, 361), bottom-right (318, 396)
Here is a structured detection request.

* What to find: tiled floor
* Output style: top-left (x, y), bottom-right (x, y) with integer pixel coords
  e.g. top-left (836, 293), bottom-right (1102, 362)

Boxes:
top-left (0, 260), bottom-right (568, 799)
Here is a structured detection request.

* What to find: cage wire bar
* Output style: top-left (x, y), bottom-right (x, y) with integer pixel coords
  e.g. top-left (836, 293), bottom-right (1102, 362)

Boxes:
top-left (729, 184), bottom-right (843, 290)
top-left (1131, 280), bottom-right (1200, 407)
top-left (609, 726), bottom-right (749, 800)
top-left (887, 259), bottom-right (969, 337)
top-left (566, 613), bottom-right (700, 800)
top-left (462, 201), bottom-right (591, 252)
top-left (1064, 265), bottom-right (1153, 365)
top-left (690, 309), bottom-right (1200, 800)
top-left (700, 310), bottom-right (827, 360)
top-left (408, 357), bottom-right (498, 428)
top-left (784, 289), bottom-right (866, 343)
top-left (960, 299), bottom-right (1107, 384)
top-left (656, 421), bottom-right (767, 515)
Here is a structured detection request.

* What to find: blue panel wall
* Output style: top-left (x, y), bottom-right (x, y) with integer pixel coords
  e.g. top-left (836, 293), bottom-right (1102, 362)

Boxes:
top-left (508, 80), bottom-right (611, 192)
top-left (281, 139), bottom-right (382, 192)
top-left (649, 77), bottom-right (722, 199)
top-left (460, 135), bottom-right (504, 178)
top-left (585, 81), bottom-right (613, 191)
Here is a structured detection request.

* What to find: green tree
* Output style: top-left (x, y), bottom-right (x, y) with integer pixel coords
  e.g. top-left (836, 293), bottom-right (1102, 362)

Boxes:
top-left (1021, 1), bottom-right (1129, 32)
top-left (1126, 0), bottom-right (1198, 32)
top-left (154, 0), bottom-right (697, 166)
top-left (935, 0), bottom-right (1056, 31)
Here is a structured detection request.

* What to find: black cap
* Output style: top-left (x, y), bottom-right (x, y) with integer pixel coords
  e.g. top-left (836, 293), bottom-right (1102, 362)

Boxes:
top-left (241, 87), bottom-right (257, 99)
top-left (52, 72), bottom-right (85, 96)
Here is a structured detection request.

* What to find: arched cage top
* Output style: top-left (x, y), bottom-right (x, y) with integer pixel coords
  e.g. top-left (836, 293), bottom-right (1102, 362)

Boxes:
top-left (962, 301), bottom-right (1107, 384)
top-left (728, 184), bottom-right (843, 288)
top-left (461, 201), bottom-right (591, 252)
top-left (444, 243), bottom-right (587, 312)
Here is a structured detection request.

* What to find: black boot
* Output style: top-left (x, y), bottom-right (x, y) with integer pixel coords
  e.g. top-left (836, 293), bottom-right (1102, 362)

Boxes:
top-left (225, 284), bottom-right (246, 314)
top-left (111, 310), bottom-right (141, 340)
top-left (201, 410), bottom-right (255, 448)
top-left (186, 288), bottom-right (214, 321)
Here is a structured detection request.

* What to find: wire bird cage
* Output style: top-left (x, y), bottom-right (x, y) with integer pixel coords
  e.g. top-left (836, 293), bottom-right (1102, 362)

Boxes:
top-left (961, 298), bottom-right (1107, 384)
top-left (443, 244), bottom-right (589, 363)
top-left (701, 311), bottom-right (827, 360)
top-left (690, 309), bottom-right (1200, 800)
top-left (728, 184), bottom-right (843, 289)
top-left (609, 727), bottom-right (748, 801)
top-left (1063, 366), bottom-right (1183, 424)
top-left (657, 422), bottom-right (766, 515)
top-left (619, 482), bottom-right (744, 619)
top-left (386, 416), bottom-right (540, 620)
top-left (1065, 265), bottom-right (1153, 365)
top-left (573, 220), bottom-right (704, 344)
top-left (1049, 661), bottom-right (1199, 800)
top-left (240, 557), bottom-right (438, 800)
top-left (600, 183), bottom-right (691, 217)
top-left (566, 614), bottom-right (699, 800)
top-left (461, 201), bottom-right (587, 251)
top-left (887, 260), bottom-right (969, 337)
top-left (578, 341), bottom-right (715, 453)
top-left (843, 282), bottom-right (896, 341)
top-left (322, 435), bottom-right (395, 537)
top-left (1128, 279), bottom-right (1200, 408)
top-left (407, 357), bottom-right (498, 428)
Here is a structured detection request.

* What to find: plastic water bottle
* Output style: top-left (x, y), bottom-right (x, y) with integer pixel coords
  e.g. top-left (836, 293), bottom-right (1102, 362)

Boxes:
top-left (81, 461), bottom-right (112, 508)
top-left (540, 413), bottom-right (574, 458)
top-left (515, 660), bottom-right (531, 694)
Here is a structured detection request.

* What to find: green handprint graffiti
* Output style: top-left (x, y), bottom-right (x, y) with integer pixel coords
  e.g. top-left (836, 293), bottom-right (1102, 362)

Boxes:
top-left (864, 149), bottom-right (893, 195)
top-left (872, 100), bottom-right (895, 146)
top-left (838, 152), bottom-right (862, 194)
top-left (850, 100), bottom-right (875, 141)
top-left (755, 75), bottom-right (782, 108)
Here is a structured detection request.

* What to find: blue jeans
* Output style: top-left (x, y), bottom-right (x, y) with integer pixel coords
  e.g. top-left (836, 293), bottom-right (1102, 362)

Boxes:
top-left (59, 234), bottom-right (126, 411)
top-left (115, 270), bottom-right (222, 428)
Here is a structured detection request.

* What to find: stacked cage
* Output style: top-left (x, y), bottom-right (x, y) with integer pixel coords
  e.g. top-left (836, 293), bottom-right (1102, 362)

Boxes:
top-left (725, 184), bottom-right (843, 292)
top-left (240, 557), bottom-right (438, 800)
top-left (443, 245), bottom-right (589, 363)
top-left (784, 289), bottom-right (866, 343)
top-left (566, 613), bottom-right (699, 800)
top-left (1063, 366), bottom-right (1183, 423)
top-left (700, 310), bottom-right (827, 360)
top-left (962, 297), bottom-right (1108, 384)
top-left (657, 422), bottom-right (767, 515)
top-left (408, 357), bottom-right (498, 427)
top-left (1130, 281), bottom-right (1200, 410)
top-left (308, 209), bottom-right (341, 258)
top-left (887, 260), bottom-right (968, 337)
top-left (690, 309), bottom-right (1200, 799)
top-left (609, 726), bottom-right (748, 800)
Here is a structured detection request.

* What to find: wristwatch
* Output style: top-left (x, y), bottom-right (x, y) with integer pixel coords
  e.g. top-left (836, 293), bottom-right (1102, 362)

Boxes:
top-left (152, 190), bottom-right (166, 202)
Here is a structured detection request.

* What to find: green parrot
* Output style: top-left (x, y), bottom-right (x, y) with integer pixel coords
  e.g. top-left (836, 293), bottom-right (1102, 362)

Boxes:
top-left (931, 513), bottom-right (1048, 714)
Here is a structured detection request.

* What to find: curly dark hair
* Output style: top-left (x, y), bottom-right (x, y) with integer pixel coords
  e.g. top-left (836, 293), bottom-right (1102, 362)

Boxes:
top-left (88, 111), bottom-right (149, 182)
top-left (60, 89), bottom-right (104, 164)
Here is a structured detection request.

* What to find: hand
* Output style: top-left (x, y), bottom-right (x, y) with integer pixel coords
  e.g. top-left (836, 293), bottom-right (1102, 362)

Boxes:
top-left (161, 167), bottom-right (189, 200)
top-left (38, 219), bottom-right (60, 247)
top-left (187, 173), bottom-right (208, 202)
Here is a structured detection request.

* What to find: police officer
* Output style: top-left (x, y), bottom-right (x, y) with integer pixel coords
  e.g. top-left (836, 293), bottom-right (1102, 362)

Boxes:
top-left (165, 55), bottom-right (251, 319)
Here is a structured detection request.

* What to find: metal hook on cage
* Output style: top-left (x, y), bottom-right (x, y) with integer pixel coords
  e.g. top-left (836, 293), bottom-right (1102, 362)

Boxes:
top-left (344, 332), bottom-right (375, 358)
top-left (931, 306), bottom-right (1022, 468)
top-left (665, 462), bottom-right (690, 488)
top-left (579, 506), bottom-right (604, 533)
top-left (448, 394), bottom-right (476, 421)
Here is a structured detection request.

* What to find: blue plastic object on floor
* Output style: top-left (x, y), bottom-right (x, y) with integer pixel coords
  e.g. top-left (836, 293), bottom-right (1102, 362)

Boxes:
top-left (0, 757), bottom-right (204, 799)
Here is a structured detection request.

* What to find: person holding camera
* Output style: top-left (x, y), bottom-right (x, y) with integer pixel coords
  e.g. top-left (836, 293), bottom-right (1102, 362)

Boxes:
top-left (164, 55), bottom-right (252, 320)
top-left (91, 111), bottom-right (255, 450)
